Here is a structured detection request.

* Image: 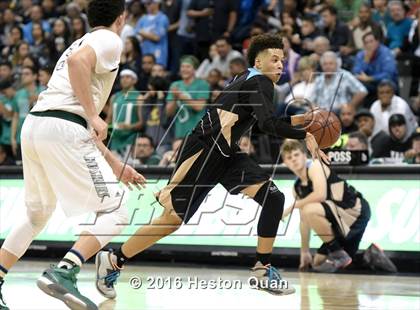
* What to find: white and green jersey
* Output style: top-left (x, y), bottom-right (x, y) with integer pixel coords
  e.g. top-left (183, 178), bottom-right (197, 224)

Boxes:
top-left (32, 29), bottom-right (123, 119)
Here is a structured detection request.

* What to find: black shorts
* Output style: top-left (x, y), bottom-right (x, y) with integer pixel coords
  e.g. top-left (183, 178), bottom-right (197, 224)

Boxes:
top-left (317, 197), bottom-right (371, 257)
top-left (159, 135), bottom-right (270, 223)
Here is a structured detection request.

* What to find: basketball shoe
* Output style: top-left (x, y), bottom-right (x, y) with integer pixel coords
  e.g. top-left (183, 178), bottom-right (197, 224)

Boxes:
top-left (249, 261), bottom-right (296, 295)
top-left (313, 249), bottom-right (352, 273)
top-left (95, 250), bottom-right (120, 299)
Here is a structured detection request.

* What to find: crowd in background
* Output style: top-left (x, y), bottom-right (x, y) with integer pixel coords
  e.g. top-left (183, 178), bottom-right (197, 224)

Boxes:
top-left (0, 0), bottom-right (419, 167)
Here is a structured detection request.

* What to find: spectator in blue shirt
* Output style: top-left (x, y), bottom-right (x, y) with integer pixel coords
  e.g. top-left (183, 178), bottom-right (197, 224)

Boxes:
top-left (386, 1), bottom-right (413, 55)
top-left (135, 0), bottom-right (169, 67)
top-left (23, 5), bottom-right (51, 45)
top-left (353, 32), bottom-right (398, 100)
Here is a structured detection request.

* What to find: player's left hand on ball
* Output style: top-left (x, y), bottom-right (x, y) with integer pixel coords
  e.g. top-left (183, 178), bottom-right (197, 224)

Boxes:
top-left (115, 163), bottom-right (147, 190)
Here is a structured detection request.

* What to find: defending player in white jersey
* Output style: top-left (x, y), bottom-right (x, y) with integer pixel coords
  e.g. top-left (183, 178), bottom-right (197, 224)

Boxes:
top-left (0, 1), bottom-right (145, 310)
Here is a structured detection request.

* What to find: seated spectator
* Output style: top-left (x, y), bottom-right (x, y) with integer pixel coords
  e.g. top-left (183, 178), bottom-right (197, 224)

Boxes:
top-left (48, 18), bottom-right (71, 63)
top-left (332, 104), bottom-right (359, 149)
top-left (334, 0), bottom-right (364, 23)
top-left (135, 0), bottom-right (169, 67)
top-left (278, 34), bottom-right (300, 84)
top-left (23, 5), bottom-right (51, 45)
top-left (0, 62), bottom-right (13, 83)
top-left (11, 42), bottom-right (31, 77)
top-left (38, 66), bottom-right (53, 88)
top-left (242, 22), bottom-right (267, 56)
top-left (196, 43), bottom-right (219, 79)
top-left (309, 36), bottom-right (330, 65)
top-left (0, 144), bottom-right (15, 166)
top-left (151, 64), bottom-right (168, 78)
top-left (281, 139), bottom-right (371, 273)
top-left (120, 36), bottom-right (142, 75)
top-left (11, 66), bottom-right (42, 161)
top-left (299, 16), bottom-right (321, 56)
top-left (209, 37), bottom-right (243, 78)
top-left (346, 131), bottom-right (369, 151)
top-left (351, 4), bottom-right (384, 51)
top-left (353, 32), bottom-right (398, 103)
top-left (70, 16), bottom-right (88, 42)
top-left (30, 22), bottom-right (50, 67)
top-left (384, 113), bottom-right (415, 159)
top-left (141, 76), bottom-right (172, 155)
top-left (355, 109), bottom-right (390, 158)
top-left (1, 25), bottom-right (24, 63)
top-left (137, 54), bottom-right (156, 91)
top-left (280, 11), bottom-right (302, 53)
top-left (206, 68), bottom-right (224, 103)
top-left (166, 55), bottom-right (210, 139)
top-left (310, 51), bottom-right (367, 112)
top-left (340, 104), bottom-right (358, 134)
top-left (320, 6), bottom-right (351, 53)
top-left (370, 80), bottom-right (418, 136)
top-left (107, 69), bottom-right (142, 156)
top-left (372, 0), bottom-right (392, 28)
top-left (132, 135), bottom-right (162, 166)
top-left (159, 138), bottom-right (184, 166)
top-left (0, 79), bottom-right (16, 157)
top-left (229, 57), bottom-right (247, 79)
top-left (404, 131), bottom-right (420, 164)
top-left (284, 57), bottom-right (317, 108)
top-left (386, 1), bottom-right (413, 56)
top-left (41, 0), bottom-right (60, 20)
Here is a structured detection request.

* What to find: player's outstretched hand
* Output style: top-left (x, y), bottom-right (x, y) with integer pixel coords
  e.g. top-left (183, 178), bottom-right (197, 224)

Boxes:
top-left (90, 115), bottom-right (108, 141)
top-left (304, 132), bottom-right (330, 164)
top-left (114, 162), bottom-right (147, 191)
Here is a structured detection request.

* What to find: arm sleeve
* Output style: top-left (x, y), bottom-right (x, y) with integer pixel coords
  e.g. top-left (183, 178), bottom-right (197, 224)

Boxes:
top-left (87, 31), bottom-right (122, 74)
top-left (247, 76), bottom-right (306, 139)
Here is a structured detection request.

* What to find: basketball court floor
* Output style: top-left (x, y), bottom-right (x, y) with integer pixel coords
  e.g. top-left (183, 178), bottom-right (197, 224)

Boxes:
top-left (2, 260), bottom-right (419, 310)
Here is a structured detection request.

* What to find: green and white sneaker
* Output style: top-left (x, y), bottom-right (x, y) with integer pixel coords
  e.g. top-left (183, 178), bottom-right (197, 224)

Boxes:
top-left (249, 262), bottom-right (296, 295)
top-left (37, 266), bottom-right (97, 310)
top-left (0, 279), bottom-right (9, 310)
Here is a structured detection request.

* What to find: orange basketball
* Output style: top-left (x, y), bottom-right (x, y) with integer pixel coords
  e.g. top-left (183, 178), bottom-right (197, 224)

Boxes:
top-left (303, 109), bottom-right (342, 149)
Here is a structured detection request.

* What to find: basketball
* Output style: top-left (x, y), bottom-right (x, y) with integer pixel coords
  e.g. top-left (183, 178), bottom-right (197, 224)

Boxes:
top-left (304, 109), bottom-right (342, 149)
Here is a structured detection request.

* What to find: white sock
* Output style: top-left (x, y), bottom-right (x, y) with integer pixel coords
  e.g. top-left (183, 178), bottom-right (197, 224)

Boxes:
top-left (57, 249), bottom-right (84, 269)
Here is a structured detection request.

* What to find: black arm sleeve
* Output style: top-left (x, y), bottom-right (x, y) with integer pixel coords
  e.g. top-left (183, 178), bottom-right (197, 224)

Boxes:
top-left (247, 75), bottom-right (307, 139)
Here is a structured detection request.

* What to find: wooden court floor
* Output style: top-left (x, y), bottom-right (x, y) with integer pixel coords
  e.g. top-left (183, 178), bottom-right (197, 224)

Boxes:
top-left (1, 260), bottom-right (419, 310)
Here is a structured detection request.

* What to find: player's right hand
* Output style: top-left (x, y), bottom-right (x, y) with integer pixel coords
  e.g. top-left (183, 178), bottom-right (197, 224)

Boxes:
top-left (299, 250), bottom-right (313, 271)
top-left (304, 132), bottom-right (330, 164)
top-left (90, 115), bottom-right (108, 141)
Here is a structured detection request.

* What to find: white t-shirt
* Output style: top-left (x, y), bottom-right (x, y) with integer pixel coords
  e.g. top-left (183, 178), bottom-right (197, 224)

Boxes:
top-left (370, 95), bottom-right (418, 138)
top-left (33, 29), bottom-right (123, 119)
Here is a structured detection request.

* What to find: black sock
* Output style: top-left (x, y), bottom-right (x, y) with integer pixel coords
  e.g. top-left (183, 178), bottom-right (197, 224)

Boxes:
top-left (256, 252), bottom-right (272, 266)
top-left (114, 247), bottom-right (129, 268)
top-left (325, 239), bottom-right (342, 253)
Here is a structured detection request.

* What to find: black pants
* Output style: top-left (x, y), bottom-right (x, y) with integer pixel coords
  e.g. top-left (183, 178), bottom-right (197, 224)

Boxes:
top-left (318, 198), bottom-right (371, 258)
top-left (158, 135), bottom-right (270, 223)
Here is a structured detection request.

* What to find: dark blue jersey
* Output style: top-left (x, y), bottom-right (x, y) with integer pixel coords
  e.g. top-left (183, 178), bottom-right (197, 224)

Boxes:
top-left (191, 68), bottom-right (306, 157)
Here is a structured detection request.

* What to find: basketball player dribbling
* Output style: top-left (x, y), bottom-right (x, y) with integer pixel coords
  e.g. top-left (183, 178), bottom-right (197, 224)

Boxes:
top-left (0, 1), bottom-right (145, 310)
top-left (95, 34), bottom-right (330, 297)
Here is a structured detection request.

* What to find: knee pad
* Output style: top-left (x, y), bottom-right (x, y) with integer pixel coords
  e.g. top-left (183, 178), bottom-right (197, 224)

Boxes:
top-left (2, 203), bottom-right (54, 258)
top-left (253, 182), bottom-right (285, 238)
top-left (26, 203), bottom-right (55, 233)
top-left (83, 204), bottom-right (129, 248)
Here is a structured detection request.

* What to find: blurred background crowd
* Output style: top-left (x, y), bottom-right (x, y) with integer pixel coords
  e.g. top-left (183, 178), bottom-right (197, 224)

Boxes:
top-left (0, 0), bottom-right (419, 167)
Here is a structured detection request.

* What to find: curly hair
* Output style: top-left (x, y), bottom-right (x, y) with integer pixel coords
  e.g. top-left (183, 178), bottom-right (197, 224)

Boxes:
top-left (87, 0), bottom-right (125, 28)
top-left (247, 34), bottom-right (284, 67)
